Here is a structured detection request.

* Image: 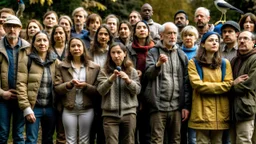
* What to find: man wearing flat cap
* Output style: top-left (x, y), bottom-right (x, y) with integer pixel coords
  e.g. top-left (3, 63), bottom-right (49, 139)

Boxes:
top-left (221, 20), bottom-right (240, 62)
top-left (0, 15), bottom-right (30, 143)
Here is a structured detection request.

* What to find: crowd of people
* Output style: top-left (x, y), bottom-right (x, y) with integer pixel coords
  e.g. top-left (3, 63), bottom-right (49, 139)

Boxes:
top-left (0, 2), bottom-right (256, 144)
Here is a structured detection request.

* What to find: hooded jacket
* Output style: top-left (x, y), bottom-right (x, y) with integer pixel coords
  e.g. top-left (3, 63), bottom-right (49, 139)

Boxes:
top-left (16, 51), bottom-right (59, 111)
top-left (188, 58), bottom-right (233, 130)
top-left (230, 49), bottom-right (256, 121)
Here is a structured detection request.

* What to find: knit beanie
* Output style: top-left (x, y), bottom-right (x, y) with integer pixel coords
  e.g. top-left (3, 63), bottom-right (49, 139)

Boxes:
top-left (201, 31), bottom-right (220, 43)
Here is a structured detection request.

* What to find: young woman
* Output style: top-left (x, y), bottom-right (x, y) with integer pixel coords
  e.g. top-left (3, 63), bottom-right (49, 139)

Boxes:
top-left (51, 25), bottom-right (68, 61)
top-left (89, 24), bottom-right (113, 144)
top-left (16, 31), bottom-right (59, 143)
top-left (58, 15), bottom-right (73, 41)
top-left (127, 21), bottom-right (154, 144)
top-left (83, 13), bottom-right (102, 49)
top-left (97, 42), bottom-right (141, 144)
top-left (54, 38), bottom-right (100, 144)
top-left (188, 31), bottom-right (233, 143)
top-left (117, 21), bottom-right (132, 46)
top-left (50, 25), bottom-right (68, 144)
top-left (25, 19), bottom-right (43, 43)
top-left (239, 12), bottom-right (256, 32)
top-left (43, 11), bottom-right (58, 36)
top-left (90, 24), bottom-right (113, 67)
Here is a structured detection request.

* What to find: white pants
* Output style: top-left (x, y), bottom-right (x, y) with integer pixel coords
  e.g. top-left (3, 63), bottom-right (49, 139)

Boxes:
top-left (63, 108), bottom-right (94, 144)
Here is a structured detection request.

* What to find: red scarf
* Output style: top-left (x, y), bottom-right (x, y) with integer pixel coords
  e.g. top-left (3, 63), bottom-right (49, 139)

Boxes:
top-left (132, 40), bottom-right (155, 72)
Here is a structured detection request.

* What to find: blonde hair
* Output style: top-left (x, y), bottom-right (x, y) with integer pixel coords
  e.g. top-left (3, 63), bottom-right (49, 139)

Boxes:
top-left (180, 25), bottom-right (199, 40)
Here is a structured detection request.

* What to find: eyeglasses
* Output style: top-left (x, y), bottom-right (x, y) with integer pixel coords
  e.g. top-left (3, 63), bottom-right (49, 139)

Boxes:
top-left (4, 24), bottom-right (20, 29)
top-left (238, 36), bottom-right (251, 41)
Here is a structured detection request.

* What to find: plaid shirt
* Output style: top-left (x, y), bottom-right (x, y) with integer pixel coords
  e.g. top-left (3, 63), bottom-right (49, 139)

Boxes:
top-left (36, 66), bottom-right (52, 106)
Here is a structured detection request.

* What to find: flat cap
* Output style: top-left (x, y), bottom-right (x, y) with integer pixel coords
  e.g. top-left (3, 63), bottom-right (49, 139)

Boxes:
top-left (221, 20), bottom-right (240, 32)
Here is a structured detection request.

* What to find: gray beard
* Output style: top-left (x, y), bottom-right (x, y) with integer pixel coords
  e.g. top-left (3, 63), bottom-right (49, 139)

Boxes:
top-left (197, 22), bottom-right (206, 29)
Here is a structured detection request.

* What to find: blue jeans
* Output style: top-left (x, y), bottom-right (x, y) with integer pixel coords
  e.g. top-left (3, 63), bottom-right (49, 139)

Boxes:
top-left (222, 129), bottom-right (231, 144)
top-left (25, 106), bottom-right (56, 144)
top-left (0, 99), bottom-right (25, 144)
top-left (188, 128), bottom-right (196, 144)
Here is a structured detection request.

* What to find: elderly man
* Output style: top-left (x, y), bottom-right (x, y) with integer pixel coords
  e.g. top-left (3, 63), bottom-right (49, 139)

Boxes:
top-left (144, 22), bottom-right (191, 144)
top-left (230, 31), bottom-right (256, 144)
top-left (0, 15), bottom-right (30, 144)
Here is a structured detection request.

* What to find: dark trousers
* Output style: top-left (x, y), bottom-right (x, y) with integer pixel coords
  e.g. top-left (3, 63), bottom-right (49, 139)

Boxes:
top-left (90, 98), bottom-right (105, 144)
top-left (150, 110), bottom-right (181, 144)
top-left (135, 110), bottom-right (151, 144)
top-left (103, 114), bottom-right (136, 144)
top-left (55, 109), bottom-right (66, 144)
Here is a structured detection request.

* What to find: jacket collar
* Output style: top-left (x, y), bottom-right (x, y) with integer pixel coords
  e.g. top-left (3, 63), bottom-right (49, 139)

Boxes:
top-left (0, 38), bottom-right (30, 59)
top-left (61, 60), bottom-right (97, 69)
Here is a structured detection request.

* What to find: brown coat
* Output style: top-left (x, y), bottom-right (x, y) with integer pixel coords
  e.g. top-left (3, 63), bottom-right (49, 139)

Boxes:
top-left (54, 60), bottom-right (100, 110)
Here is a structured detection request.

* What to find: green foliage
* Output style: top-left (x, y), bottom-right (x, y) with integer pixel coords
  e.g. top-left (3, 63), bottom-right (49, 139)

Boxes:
top-left (0, 0), bottom-right (253, 28)
top-left (96, 0), bottom-right (143, 22)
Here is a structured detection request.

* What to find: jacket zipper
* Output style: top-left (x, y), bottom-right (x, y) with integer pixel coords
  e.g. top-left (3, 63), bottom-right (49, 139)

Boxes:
top-left (215, 96), bottom-right (218, 129)
top-left (119, 77), bottom-right (121, 116)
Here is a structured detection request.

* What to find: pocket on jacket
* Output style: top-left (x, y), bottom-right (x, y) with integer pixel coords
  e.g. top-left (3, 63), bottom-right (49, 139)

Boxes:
top-left (143, 87), bottom-right (157, 109)
top-left (236, 96), bottom-right (256, 118)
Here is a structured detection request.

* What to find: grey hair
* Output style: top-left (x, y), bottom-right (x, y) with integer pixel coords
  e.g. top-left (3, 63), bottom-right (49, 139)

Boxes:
top-left (160, 22), bottom-right (179, 35)
top-left (195, 7), bottom-right (210, 17)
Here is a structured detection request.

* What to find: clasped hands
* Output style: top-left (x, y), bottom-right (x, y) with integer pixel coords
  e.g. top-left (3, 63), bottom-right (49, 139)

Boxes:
top-left (109, 70), bottom-right (131, 84)
top-left (67, 79), bottom-right (87, 89)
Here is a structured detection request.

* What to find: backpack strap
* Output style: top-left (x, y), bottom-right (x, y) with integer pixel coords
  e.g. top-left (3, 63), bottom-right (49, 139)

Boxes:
top-left (193, 58), bottom-right (226, 81)
top-left (27, 56), bottom-right (32, 72)
top-left (221, 58), bottom-right (226, 82)
top-left (192, 58), bottom-right (203, 80)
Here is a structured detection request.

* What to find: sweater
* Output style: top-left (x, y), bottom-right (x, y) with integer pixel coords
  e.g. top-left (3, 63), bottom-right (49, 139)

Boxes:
top-left (97, 68), bottom-right (141, 118)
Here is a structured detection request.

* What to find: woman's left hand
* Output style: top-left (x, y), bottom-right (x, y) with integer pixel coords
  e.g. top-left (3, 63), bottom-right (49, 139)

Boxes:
top-left (119, 71), bottom-right (131, 84)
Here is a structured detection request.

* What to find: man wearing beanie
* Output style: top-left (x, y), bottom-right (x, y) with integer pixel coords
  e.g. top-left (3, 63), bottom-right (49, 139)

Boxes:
top-left (174, 10), bottom-right (189, 46)
top-left (221, 20), bottom-right (240, 61)
top-left (0, 15), bottom-right (30, 143)
top-left (230, 30), bottom-right (256, 143)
